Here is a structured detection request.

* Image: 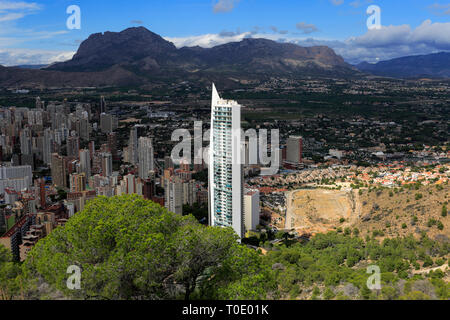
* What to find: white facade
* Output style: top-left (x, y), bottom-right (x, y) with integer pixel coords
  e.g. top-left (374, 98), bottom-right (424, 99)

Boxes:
top-left (209, 84), bottom-right (244, 238)
top-left (165, 178), bottom-right (183, 215)
top-left (244, 189), bottom-right (260, 233)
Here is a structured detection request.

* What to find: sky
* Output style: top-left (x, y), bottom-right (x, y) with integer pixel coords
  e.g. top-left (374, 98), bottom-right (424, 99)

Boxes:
top-left (0, 0), bottom-right (449, 66)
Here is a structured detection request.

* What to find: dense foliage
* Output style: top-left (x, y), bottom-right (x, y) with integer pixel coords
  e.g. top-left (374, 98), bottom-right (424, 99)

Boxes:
top-left (264, 232), bottom-right (449, 300)
top-left (0, 195), bottom-right (449, 300)
top-left (22, 195), bottom-right (273, 300)
top-left (0, 245), bottom-right (22, 300)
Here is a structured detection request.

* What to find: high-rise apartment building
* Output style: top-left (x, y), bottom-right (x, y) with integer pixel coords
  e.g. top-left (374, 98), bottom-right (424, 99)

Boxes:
top-left (128, 127), bottom-right (138, 165)
top-left (208, 84), bottom-right (244, 238)
top-left (165, 177), bottom-right (183, 215)
top-left (66, 135), bottom-right (80, 158)
top-left (0, 165), bottom-right (33, 195)
top-left (244, 189), bottom-right (260, 233)
top-left (286, 135), bottom-right (303, 165)
top-left (51, 153), bottom-right (66, 188)
top-left (43, 128), bottom-right (53, 165)
top-left (70, 173), bottom-right (86, 193)
top-left (100, 113), bottom-right (118, 134)
top-left (79, 149), bottom-right (91, 178)
top-left (20, 127), bottom-right (32, 155)
top-left (101, 152), bottom-right (113, 177)
top-left (107, 132), bottom-right (118, 158)
top-left (100, 96), bottom-right (107, 114)
top-left (138, 137), bottom-right (154, 180)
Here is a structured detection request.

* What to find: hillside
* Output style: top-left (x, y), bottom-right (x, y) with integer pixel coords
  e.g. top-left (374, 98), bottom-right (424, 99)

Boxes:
top-left (1, 195), bottom-right (448, 301)
top-left (285, 184), bottom-right (449, 242)
top-left (355, 185), bottom-right (449, 240)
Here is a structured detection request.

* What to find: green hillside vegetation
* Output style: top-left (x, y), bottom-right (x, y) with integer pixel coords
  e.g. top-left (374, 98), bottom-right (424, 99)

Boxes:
top-left (265, 232), bottom-right (449, 300)
top-left (0, 195), bottom-right (449, 300)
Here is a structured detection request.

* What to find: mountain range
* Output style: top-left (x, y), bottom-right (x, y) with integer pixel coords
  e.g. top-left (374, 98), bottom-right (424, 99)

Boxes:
top-left (356, 52), bottom-right (450, 79)
top-left (0, 27), bottom-right (357, 88)
top-left (0, 27), bottom-right (448, 88)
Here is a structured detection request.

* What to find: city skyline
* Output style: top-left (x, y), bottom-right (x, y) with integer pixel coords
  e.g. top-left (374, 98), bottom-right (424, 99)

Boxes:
top-left (0, 1), bottom-right (449, 303)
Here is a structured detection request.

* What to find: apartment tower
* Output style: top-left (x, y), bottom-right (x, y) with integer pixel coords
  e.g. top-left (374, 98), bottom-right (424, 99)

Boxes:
top-left (208, 84), bottom-right (244, 239)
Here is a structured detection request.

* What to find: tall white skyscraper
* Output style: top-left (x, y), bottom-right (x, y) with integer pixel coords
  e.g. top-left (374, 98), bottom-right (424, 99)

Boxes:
top-left (209, 84), bottom-right (244, 238)
top-left (138, 137), bottom-right (154, 180)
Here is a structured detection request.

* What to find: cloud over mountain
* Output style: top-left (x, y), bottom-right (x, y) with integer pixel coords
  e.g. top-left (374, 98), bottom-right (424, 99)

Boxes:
top-left (0, 48), bottom-right (75, 66)
top-left (213, 0), bottom-right (240, 13)
top-left (165, 19), bottom-right (450, 64)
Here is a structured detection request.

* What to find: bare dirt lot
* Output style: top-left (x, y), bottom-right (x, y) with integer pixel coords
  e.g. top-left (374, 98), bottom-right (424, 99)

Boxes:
top-left (285, 184), bottom-right (449, 240)
top-left (285, 188), bottom-right (361, 234)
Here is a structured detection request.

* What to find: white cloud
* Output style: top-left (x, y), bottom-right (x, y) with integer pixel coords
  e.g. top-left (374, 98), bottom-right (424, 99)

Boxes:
top-left (164, 20), bottom-right (450, 64)
top-left (428, 3), bottom-right (450, 16)
top-left (165, 31), bottom-right (253, 48)
top-left (297, 20), bottom-right (450, 63)
top-left (0, 1), bottom-right (39, 11)
top-left (296, 22), bottom-right (319, 34)
top-left (0, 1), bottom-right (40, 22)
top-left (330, 0), bottom-right (344, 6)
top-left (349, 0), bottom-right (373, 8)
top-left (213, 0), bottom-right (240, 13)
top-left (0, 48), bottom-right (75, 66)
top-left (0, 2), bottom-right (74, 66)
top-left (0, 12), bottom-right (24, 21)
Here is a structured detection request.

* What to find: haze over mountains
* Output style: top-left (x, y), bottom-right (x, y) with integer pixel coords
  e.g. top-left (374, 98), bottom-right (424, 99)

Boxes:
top-left (0, 27), bottom-right (448, 88)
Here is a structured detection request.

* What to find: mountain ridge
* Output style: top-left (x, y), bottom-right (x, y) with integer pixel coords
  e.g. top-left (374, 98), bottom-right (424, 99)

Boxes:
top-left (356, 52), bottom-right (450, 79)
top-left (1, 27), bottom-right (358, 88)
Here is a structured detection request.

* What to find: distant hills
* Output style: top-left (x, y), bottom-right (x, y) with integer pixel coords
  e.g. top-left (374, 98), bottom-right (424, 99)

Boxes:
top-left (356, 52), bottom-right (450, 79)
top-left (14, 64), bottom-right (48, 70)
top-left (48, 27), bottom-right (351, 74)
top-left (1, 27), bottom-right (448, 89)
top-left (0, 27), bottom-right (358, 88)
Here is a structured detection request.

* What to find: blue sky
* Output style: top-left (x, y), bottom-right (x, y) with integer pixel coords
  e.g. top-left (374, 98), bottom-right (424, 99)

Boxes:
top-left (0, 0), bottom-right (449, 65)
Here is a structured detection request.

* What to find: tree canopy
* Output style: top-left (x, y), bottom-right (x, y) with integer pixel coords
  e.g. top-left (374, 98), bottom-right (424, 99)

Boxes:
top-left (23, 195), bottom-right (273, 300)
